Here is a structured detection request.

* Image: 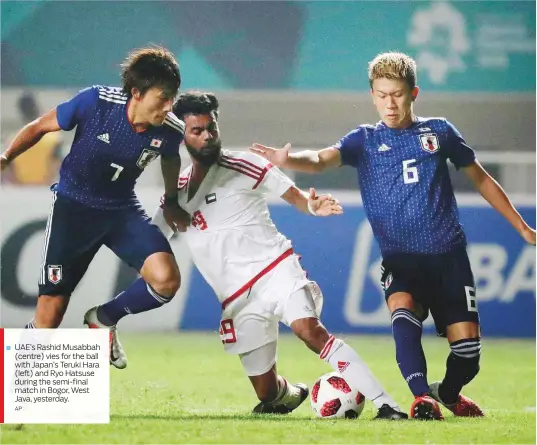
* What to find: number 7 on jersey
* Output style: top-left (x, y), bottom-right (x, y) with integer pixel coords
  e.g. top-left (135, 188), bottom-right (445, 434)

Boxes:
top-left (110, 163), bottom-right (124, 181)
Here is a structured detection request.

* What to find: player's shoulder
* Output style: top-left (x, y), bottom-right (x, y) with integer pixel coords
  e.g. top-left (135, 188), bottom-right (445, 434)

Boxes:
top-left (162, 112), bottom-right (186, 136)
top-left (95, 85), bottom-right (128, 105)
top-left (414, 116), bottom-right (456, 134)
top-left (217, 149), bottom-right (270, 180)
top-left (219, 149), bottom-right (269, 168)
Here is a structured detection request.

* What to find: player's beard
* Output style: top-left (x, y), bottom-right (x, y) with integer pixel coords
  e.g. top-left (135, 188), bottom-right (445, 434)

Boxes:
top-left (186, 141), bottom-right (222, 166)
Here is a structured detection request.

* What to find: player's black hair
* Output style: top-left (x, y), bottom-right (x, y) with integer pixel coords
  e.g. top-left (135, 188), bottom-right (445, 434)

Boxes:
top-left (121, 45), bottom-right (181, 98)
top-left (172, 91), bottom-right (219, 121)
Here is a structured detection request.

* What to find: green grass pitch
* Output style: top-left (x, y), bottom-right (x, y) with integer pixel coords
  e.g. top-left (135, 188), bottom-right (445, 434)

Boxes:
top-left (2, 333), bottom-right (535, 444)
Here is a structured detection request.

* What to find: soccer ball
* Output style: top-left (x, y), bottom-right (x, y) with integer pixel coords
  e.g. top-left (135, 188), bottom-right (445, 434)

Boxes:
top-left (310, 372), bottom-right (366, 419)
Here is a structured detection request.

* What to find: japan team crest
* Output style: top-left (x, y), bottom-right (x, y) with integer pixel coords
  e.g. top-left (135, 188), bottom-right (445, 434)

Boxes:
top-left (137, 149), bottom-right (160, 169)
top-left (47, 265), bottom-right (62, 284)
top-left (383, 273), bottom-right (393, 290)
top-left (419, 133), bottom-right (440, 153)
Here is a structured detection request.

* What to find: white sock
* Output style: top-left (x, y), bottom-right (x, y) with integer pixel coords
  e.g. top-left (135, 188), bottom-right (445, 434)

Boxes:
top-left (320, 335), bottom-right (400, 411)
top-left (273, 376), bottom-right (301, 407)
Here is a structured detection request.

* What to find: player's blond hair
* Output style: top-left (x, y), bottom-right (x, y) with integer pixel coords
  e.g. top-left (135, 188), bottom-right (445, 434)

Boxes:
top-left (368, 52), bottom-right (417, 90)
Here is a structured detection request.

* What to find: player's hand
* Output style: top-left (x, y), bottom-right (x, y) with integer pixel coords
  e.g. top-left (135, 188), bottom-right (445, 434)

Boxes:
top-left (520, 225), bottom-right (536, 245)
top-left (0, 154), bottom-right (9, 172)
top-left (249, 143), bottom-right (291, 168)
top-left (163, 203), bottom-right (191, 233)
top-left (307, 188), bottom-right (343, 216)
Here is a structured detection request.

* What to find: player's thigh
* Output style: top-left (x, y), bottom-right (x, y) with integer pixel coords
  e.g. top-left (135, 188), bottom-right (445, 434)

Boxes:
top-left (38, 192), bottom-right (107, 298)
top-left (381, 259), bottom-right (428, 319)
top-left (220, 302), bottom-right (279, 356)
top-left (105, 207), bottom-right (175, 272)
top-left (430, 248), bottom-right (480, 338)
top-left (283, 286), bottom-right (329, 354)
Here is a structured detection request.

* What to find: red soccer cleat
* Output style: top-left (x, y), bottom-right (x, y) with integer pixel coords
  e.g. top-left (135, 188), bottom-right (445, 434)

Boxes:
top-left (429, 382), bottom-right (484, 417)
top-left (410, 395), bottom-right (444, 420)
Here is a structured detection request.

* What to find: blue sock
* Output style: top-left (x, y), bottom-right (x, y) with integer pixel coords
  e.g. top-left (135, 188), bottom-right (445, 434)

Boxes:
top-left (391, 308), bottom-right (429, 397)
top-left (97, 278), bottom-right (171, 325)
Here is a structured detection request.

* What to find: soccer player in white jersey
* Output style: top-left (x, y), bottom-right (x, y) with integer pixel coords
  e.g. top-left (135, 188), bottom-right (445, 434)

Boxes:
top-left (251, 52), bottom-right (536, 420)
top-left (148, 91), bottom-right (408, 419)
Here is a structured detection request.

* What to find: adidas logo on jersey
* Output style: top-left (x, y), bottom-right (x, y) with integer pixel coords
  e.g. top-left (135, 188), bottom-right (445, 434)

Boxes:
top-left (97, 133), bottom-right (110, 144)
top-left (378, 144), bottom-right (391, 152)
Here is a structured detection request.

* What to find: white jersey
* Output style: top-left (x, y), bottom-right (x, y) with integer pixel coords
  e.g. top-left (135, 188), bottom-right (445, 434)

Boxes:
top-left (155, 149), bottom-right (295, 308)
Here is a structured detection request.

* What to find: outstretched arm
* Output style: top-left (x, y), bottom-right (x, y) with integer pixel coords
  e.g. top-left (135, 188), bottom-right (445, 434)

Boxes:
top-left (250, 143), bottom-right (342, 174)
top-left (1, 109), bottom-right (61, 171)
top-left (281, 185), bottom-right (343, 216)
top-left (463, 160), bottom-right (535, 245)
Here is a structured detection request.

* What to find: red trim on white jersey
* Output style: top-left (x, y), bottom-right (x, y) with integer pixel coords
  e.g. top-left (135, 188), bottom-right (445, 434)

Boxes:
top-left (218, 154), bottom-right (273, 189)
top-left (177, 169), bottom-right (191, 190)
top-left (220, 154), bottom-right (263, 174)
top-left (253, 163), bottom-right (273, 190)
top-left (221, 248), bottom-right (294, 310)
top-left (218, 160), bottom-right (259, 180)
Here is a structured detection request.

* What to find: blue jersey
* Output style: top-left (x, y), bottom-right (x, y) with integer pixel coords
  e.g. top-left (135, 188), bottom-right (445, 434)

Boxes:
top-left (336, 117), bottom-right (475, 256)
top-left (55, 85), bottom-right (184, 209)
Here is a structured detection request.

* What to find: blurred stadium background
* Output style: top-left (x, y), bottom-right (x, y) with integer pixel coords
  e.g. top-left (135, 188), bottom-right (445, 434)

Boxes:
top-left (1, 0), bottom-right (535, 339)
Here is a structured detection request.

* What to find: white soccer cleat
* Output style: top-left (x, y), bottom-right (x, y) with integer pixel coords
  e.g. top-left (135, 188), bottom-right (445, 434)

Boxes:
top-left (83, 306), bottom-right (127, 369)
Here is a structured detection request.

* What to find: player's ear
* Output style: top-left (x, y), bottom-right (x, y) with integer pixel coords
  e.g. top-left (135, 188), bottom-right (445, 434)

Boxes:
top-left (131, 87), bottom-right (141, 100)
top-left (411, 86), bottom-right (419, 102)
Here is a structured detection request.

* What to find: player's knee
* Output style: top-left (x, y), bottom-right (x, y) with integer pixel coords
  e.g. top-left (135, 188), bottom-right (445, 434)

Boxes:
top-left (387, 292), bottom-right (415, 313)
top-left (291, 318), bottom-right (330, 354)
top-left (147, 267), bottom-right (181, 299)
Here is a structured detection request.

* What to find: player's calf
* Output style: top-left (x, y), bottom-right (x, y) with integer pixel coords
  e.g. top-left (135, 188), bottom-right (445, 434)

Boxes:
top-left (30, 295), bottom-right (70, 328)
top-left (291, 318), bottom-right (406, 419)
top-left (437, 337), bottom-right (482, 407)
top-left (242, 346), bottom-right (308, 415)
top-left (94, 277), bottom-right (176, 328)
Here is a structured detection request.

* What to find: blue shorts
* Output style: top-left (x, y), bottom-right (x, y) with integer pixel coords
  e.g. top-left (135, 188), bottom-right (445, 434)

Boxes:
top-left (38, 191), bottom-right (173, 297)
top-left (381, 247), bottom-right (479, 337)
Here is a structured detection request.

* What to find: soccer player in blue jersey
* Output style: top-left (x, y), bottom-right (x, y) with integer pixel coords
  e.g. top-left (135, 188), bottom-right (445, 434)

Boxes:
top-left (250, 52), bottom-right (536, 420)
top-left (1, 46), bottom-right (190, 369)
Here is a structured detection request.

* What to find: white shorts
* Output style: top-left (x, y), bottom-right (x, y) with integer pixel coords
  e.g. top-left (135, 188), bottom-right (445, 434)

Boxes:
top-left (219, 254), bottom-right (324, 355)
top-left (239, 341), bottom-right (278, 376)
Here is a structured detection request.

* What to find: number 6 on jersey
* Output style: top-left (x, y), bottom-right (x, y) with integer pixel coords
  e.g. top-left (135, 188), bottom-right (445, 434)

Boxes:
top-left (403, 159), bottom-right (419, 184)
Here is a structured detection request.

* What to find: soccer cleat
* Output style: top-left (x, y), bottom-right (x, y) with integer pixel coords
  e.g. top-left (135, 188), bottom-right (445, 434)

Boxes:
top-left (83, 306), bottom-right (127, 369)
top-left (252, 383), bottom-right (309, 414)
top-left (410, 395), bottom-right (444, 420)
top-left (429, 382), bottom-right (484, 417)
top-left (373, 404), bottom-right (409, 420)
